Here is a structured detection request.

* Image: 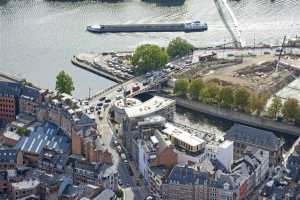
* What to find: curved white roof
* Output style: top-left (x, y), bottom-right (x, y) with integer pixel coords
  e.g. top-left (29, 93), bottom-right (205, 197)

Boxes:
top-left (124, 96), bottom-right (175, 118)
top-left (113, 98), bottom-right (142, 109)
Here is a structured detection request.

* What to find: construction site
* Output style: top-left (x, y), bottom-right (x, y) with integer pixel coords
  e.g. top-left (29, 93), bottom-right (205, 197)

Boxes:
top-left (176, 48), bottom-right (300, 95)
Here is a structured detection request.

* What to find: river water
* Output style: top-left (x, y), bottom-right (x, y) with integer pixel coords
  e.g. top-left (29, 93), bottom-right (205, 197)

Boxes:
top-left (1, 0), bottom-right (300, 98)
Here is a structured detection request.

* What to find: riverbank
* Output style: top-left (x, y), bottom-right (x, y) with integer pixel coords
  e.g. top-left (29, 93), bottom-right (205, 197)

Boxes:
top-left (160, 94), bottom-right (300, 136)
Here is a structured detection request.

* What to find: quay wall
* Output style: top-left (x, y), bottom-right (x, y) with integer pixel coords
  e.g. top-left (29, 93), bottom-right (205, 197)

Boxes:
top-left (161, 94), bottom-right (300, 136)
top-left (71, 56), bottom-right (124, 84)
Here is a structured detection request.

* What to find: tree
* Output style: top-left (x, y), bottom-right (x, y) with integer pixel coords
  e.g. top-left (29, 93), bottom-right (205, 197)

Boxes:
top-left (188, 79), bottom-right (204, 100)
top-left (55, 71), bottom-right (75, 95)
top-left (249, 93), bottom-right (268, 116)
top-left (218, 86), bottom-right (234, 108)
top-left (17, 127), bottom-right (30, 136)
top-left (234, 87), bottom-right (250, 111)
top-left (131, 44), bottom-right (169, 74)
top-left (115, 189), bottom-right (124, 198)
top-left (268, 96), bottom-right (282, 119)
top-left (200, 82), bottom-right (220, 104)
top-left (281, 98), bottom-right (300, 121)
top-left (174, 79), bottom-right (189, 97)
top-left (167, 37), bottom-right (194, 58)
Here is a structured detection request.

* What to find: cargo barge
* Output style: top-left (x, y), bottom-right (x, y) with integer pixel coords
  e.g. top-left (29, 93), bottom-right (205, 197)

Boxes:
top-left (87, 21), bottom-right (208, 33)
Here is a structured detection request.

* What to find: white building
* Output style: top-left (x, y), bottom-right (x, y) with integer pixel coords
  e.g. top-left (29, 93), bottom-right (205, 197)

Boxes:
top-left (161, 123), bottom-right (233, 171)
top-left (112, 98), bottom-right (141, 123)
top-left (124, 96), bottom-right (175, 121)
top-left (162, 123), bottom-right (206, 153)
top-left (122, 96), bottom-right (176, 153)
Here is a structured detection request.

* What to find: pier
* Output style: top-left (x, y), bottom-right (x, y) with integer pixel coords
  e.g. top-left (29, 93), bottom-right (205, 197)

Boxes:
top-left (71, 55), bottom-right (125, 84)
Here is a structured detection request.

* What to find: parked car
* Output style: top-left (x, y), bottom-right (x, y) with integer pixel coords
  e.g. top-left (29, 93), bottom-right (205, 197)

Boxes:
top-left (132, 85), bottom-right (140, 92)
top-left (117, 145), bottom-right (122, 153)
top-left (116, 96), bottom-right (122, 100)
top-left (90, 106), bottom-right (95, 112)
top-left (124, 90), bottom-right (131, 96)
top-left (142, 81), bottom-right (149, 86)
top-left (99, 96), bottom-right (106, 101)
top-left (145, 72), bottom-right (152, 78)
top-left (103, 103), bottom-right (109, 108)
top-left (105, 99), bottom-right (111, 103)
top-left (121, 153), bottom-right (126, 160)
top-left (113, 138), bottom-right (119, 146)
top-left (118, 179), bottom-right (123, 186)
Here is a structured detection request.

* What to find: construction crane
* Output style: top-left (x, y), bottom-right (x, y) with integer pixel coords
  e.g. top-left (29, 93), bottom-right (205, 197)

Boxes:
top-left (275, 35), bottom-right (287, 72)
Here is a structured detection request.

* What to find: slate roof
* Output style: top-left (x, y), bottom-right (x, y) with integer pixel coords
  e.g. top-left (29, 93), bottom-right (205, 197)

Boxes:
top-left (0, 81), bottom-right (40, 101)
top-left (225, 124), bottom-right (280, 151)
top-left (287, 151), bottom-right (300, 182)
top-left (260, 180), bottom-right (300, 200)
top-left (165, 164), bottom-right (237, 190)
top-left (0, 149), bottom-right (19, 163)
top-left (61, 184), bottom-right (79, 198)
top-left (94, 189), bottom-right (115, 200)
top-left (15, 122), bottom-right (70, 154)
top-left (65, 155), bottom-right (117, 180)
top-left (21, 86), bottom-right (40, 102)
top-left (39, 148), bottom-right (69, 170)
top-left (0, 81), bottom-right (22, 97)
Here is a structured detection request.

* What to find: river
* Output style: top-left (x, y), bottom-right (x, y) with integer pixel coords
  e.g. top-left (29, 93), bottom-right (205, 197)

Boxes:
top-left (1, 0), bottom-right (300, 98)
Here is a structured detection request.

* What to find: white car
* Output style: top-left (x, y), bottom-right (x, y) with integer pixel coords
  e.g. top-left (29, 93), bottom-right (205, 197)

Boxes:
top-left (121, 153), bottom-right (126, 160)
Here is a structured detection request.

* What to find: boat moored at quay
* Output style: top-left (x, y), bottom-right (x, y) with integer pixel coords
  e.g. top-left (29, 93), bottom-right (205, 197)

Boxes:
top-left (87, 21), bottom-right (208, 33)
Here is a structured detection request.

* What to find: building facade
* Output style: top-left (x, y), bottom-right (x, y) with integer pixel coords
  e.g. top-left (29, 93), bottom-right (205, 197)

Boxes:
top-left (225, 124), bottom-right (283, 166)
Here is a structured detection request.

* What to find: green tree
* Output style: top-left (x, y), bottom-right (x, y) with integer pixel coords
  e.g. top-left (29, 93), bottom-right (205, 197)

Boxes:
top-left (131, 44), bottom-right (169, 74)
top-left (55, 71), bottom-right (75, 95)
top-left (281, 98), bottom-right (300, 121)
top-left (167, 37), bottom-right (194, 58)
top-left (268, 96), bottom-right (282, 119)
top-left (174, 79), bottom-right (189, 97)
top-left (188, 79), bottom-right (204, 100)
top-left (234, 87), bottom-right (251, 111)
top-left (200, 83), bottom-right (220, 104)
top-left (249, 93), bottom-right (268, 116)
top-left (17, 127), bottom-right (30, 136)
top-left (218, 86), bottom-right (234, 108)
top-left (115, 189), bottom-right (124, 198)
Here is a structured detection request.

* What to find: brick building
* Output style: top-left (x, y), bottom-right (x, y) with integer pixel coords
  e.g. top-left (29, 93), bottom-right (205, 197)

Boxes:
top-left (65, 155), bottom-right (118, 191)
top-left (0, 95), bottom-right (16, 122)
top-left (161, 164), bottom-right (240, 200)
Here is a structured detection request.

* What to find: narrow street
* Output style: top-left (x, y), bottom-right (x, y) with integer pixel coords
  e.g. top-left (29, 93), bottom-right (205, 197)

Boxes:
top-left (94, 103), bottom-right (148, 200)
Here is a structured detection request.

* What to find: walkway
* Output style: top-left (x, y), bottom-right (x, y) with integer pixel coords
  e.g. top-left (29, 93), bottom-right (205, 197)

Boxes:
top-left (165, 95), bottom-right (300, 136)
